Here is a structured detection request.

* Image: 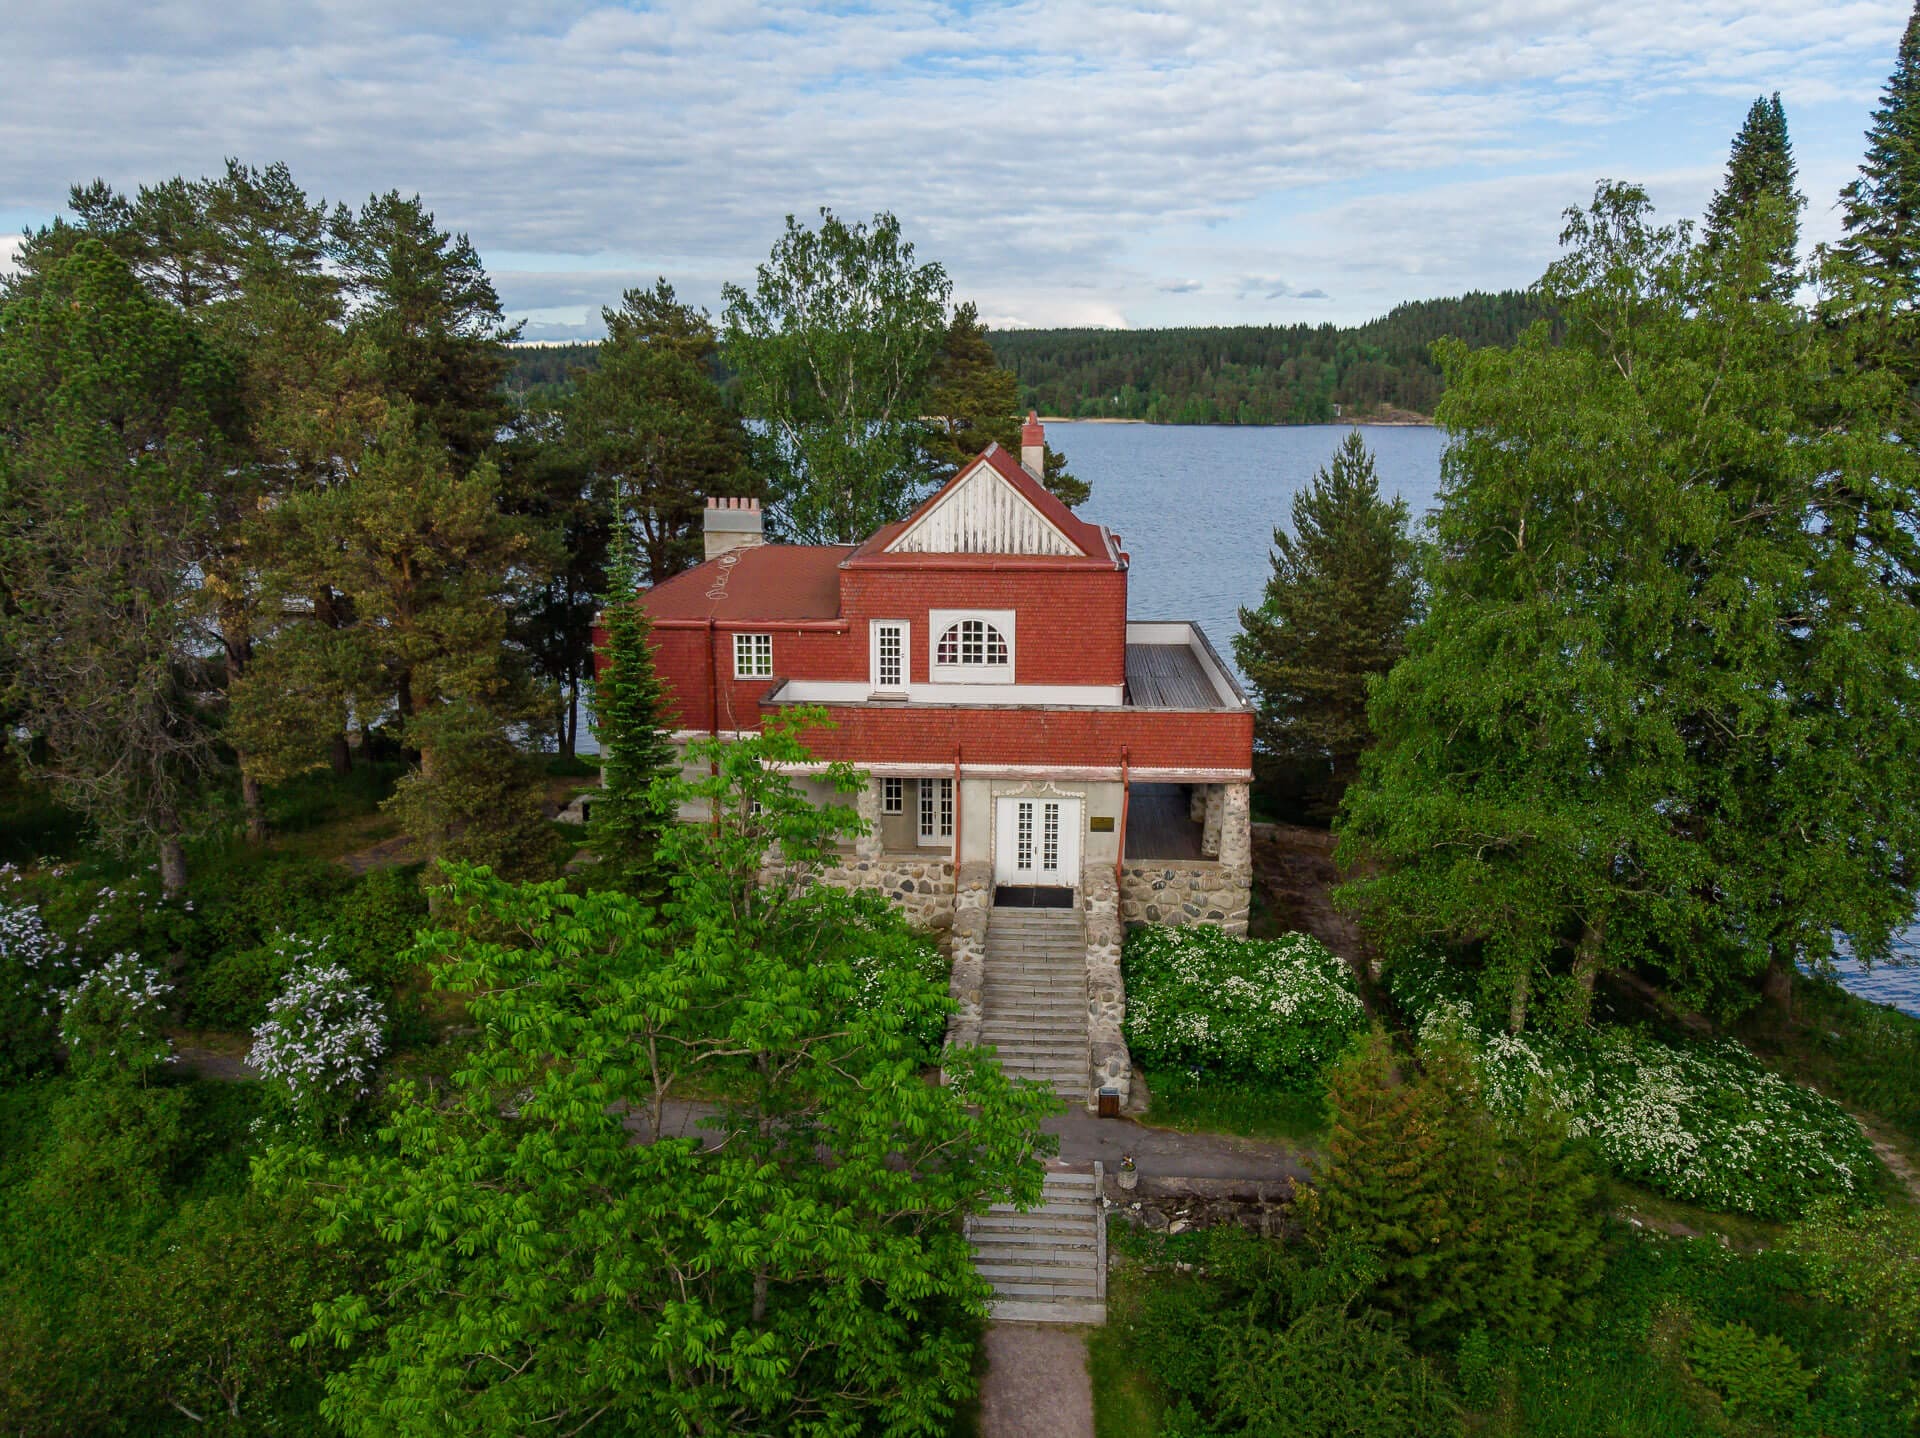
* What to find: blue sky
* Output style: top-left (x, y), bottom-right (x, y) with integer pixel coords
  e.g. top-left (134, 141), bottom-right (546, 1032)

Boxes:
top-left (1, 1), bottom-right (1911, 337)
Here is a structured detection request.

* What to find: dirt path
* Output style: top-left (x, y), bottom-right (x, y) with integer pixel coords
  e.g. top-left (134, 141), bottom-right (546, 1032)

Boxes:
top-left (1853, 1111), bottom-right (1920, 1205)
top-left (979, 1324), bottom-right (1094, 1438)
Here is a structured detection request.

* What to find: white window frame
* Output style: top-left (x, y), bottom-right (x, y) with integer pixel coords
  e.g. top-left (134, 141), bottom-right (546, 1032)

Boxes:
top-left (870, 620), bottom-right (910, 692)
top-left (928, 609), bottom-right (1015, 685)
top-left (733, 632), bottom-right (773, 679)
top-left (881, 777), bottom-right (904, 814)
top-left (917, 778), bottom-right (954, 845)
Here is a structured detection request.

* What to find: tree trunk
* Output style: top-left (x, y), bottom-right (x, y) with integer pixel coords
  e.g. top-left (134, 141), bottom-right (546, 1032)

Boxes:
top-left (1507, 969), bottom-right (1531, 1036)
top-left (1762, 955), bottom-right (1794, 1025)
top-left (1571, 917), bottom-right (1605, 1022)
top-left (330, 732), bottom-right (353, 777)
top-left (158, 834), bottom-right (188, 898)
top-left (242, 772), bottom-right (267, 843)
top-left (562, 680), bottom-right (578, 760)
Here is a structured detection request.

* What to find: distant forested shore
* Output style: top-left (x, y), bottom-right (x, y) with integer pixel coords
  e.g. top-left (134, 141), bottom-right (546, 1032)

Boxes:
top-left (507, 289), bottom-right (1550, 425)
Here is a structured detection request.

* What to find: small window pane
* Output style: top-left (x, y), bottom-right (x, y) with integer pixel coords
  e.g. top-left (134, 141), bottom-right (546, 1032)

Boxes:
top-left (876, 623), bottom-right (904, 688)
top-left (882, 777), bottom-right (903, 814)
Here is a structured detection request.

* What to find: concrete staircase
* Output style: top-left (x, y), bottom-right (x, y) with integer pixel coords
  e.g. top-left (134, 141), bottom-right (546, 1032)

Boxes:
top-left (979, 907), bottom-right (1091, 1105)
top-left (968, 1165), bottom-right (1107, 1325)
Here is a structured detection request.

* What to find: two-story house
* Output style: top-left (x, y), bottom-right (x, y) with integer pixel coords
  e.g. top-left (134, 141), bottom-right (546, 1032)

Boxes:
top-left (617, 416), bottom-right (1254, 1107)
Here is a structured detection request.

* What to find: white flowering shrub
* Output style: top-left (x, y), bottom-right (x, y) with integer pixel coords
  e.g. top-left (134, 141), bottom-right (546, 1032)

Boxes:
top-left (248, 945), bottom-right (386, 1128)
top-left (1123, 926), bottom-right (1366, 1087)
top-left (60, 952), bottom-right (176, 1078)
top-left (1411, 994), bottom-right (1876, 1220)
top-left (0, 869), bottom-right (83, 1079)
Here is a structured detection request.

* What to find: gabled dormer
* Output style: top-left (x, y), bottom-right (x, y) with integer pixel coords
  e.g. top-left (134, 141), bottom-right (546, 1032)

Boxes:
top-left (846, 437), bottom-right (1124, 571)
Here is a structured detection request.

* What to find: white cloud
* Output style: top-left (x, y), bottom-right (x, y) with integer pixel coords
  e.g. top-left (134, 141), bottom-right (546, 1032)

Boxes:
top-left (1, 0), bottom-right (1909, 332)
top-left (0, 235), bottom-right (18, 278)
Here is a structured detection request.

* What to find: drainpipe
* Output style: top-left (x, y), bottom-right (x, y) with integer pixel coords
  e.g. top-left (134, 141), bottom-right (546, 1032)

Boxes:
top-left (952, 746), bottom-right (963, 867)
top-left (707, 618), bottom-right (721, 837)
top-left (1115, 746), bottom-right (1130, 889)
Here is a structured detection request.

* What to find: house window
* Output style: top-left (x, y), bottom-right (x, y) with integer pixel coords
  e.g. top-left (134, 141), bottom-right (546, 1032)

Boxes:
top-left (928, 609), bottom-right (1014, 684)
top-left (882, 777), bottom-right (904, 814)
top-left (871, 621), bottom-right (908, 690)
top-left (733, 632), bottom-right (772, 678)
top-left (936, 619), bottom-right (1008, 667)
top-left (918, 778), bottom-right (954, 844)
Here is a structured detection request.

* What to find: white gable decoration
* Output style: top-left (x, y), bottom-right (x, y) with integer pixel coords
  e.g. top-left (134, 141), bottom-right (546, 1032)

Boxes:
top-left (885, 456), bottom-right (1078, 556)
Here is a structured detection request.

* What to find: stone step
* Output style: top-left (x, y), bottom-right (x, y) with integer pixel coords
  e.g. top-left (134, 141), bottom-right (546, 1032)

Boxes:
top-left (983, 1044), bottom-right (1091, 1064)
top-left (975, 1272), bottom-right (1102, 1300)
top-left (975, 1208), bottom-right (1097, 1230)
top-left (972, 1033), bottom-right (1086, 1051)
top-left (988, 1296), bottom-right (1107, 1325)
top-left (981, 996), bottom-right (1088, 1012)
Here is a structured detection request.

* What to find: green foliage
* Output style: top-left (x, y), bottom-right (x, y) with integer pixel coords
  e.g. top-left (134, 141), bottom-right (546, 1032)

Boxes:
top-left (1338, 183), bottom-right (1920, 1032)
top-left (589, 539), bottom-right (680, 893)
top-left (723, 208), bottom-right (952, 543)
top-left (265, 721), bottom-right (1054, 1435)
top-left (1304, 1027), bottom-right (1606, 1344)
top-left (984, 291), bottom-right (1549, 423)
top-left (29, 1077), bottom-right (191, 1211)
top-left (1234, 430), bottom-right (1418, 814)
top-left (1123, 926), bottom-right (1364, 1087)
top-left (1687, 1318), bottom-right (1816, 1420)
top-left (1103, 1227), bottom-right (1460, 1438)
top-left (0, 1078), bottom-right (357, 1435)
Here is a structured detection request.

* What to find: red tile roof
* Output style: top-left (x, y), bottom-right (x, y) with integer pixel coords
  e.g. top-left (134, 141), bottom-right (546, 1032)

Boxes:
top-left (638, 544), bottom-right (852, 622)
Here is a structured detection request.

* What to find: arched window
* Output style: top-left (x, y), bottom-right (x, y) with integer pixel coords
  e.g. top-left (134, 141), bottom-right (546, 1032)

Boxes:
top-left (935, 618), bottom-right (1008, 668)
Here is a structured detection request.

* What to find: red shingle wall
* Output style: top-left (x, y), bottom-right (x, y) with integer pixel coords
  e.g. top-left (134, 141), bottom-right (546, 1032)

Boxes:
top-left (841, 569), bottom-right (1127, 686)
top-left (776, 702), bottom-right (1253, 771)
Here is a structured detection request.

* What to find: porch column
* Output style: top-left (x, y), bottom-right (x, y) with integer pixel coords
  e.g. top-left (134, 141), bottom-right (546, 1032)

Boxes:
top-left (1201, 784), bottom-right (1224, 858)
top-left (1219, 783), bottom-right (1251, 869)
top-left (854, 778), bottom-right (883, 859)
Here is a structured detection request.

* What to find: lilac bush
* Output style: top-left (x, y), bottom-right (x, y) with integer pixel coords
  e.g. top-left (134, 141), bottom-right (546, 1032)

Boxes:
top-left (248, 941), bottom-right (387, 1129)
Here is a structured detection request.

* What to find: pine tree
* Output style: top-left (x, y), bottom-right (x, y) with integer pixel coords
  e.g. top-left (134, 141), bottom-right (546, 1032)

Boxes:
top-left (589, 539), bottom-right (680, 893)
top-left (568, 279), bottom-right (751, 583)
top-left (1838, 2), bottom-right (1920, 385)
top-left (1233, 431), bottom-right (1417, 817)
top-left (923, 303), bottom-right (1088, 506)
top-left (1704, 93), bottom-right (1801, 299)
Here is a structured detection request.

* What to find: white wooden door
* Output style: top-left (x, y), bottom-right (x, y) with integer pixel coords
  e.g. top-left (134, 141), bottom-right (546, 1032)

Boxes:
top-left (994, 797), bottom-right (1080, 887)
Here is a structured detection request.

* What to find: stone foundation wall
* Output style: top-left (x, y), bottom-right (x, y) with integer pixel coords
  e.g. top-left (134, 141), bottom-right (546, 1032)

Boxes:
top-left (1119, 860), bottom-right (1252, 935)
top-left (1102, 1173), bottom-right (1300, 1239)
top-left (943, 861), bottom-right (991, 1064)
top-left (1082, 871), bottom-right (1130, 1110)
top-left (810, 853), bottom-right (957, 937)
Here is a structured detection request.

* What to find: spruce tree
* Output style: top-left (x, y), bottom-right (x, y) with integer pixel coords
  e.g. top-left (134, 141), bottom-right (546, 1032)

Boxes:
top-left (589, 538), bottom-right (679, 892)
top-left (1838, 2), bottom-right (1920, 386)
top-left (1233, 431), bottom-right (1417, 817)
top-left (1304, 1026), bottom-right (1603, 1346)
top-left (1704, 93), bottom-right (1801, 299)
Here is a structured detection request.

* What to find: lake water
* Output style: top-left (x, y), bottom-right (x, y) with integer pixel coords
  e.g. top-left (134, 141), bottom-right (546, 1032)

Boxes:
top-left (1051, 420), bottom-right (1920, 1017)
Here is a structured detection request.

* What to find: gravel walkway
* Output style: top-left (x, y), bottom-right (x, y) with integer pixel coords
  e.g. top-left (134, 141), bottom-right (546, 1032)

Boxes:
top-left (980, 1323), bottom-right (1094, 1438)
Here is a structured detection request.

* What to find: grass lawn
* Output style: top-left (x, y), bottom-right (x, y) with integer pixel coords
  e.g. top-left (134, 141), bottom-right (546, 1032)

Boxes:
top-left (1086, 1256), bottom-right (1164, 1438)
top-left (1136, 1067), bottom-right (1327, 1145)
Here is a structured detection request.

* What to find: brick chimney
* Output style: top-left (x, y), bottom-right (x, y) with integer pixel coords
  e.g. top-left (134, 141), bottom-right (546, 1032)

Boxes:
top-left (1020, 410), bottom-right (1046, 480)
top-left (704, 496), bottom-right (764, 561)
